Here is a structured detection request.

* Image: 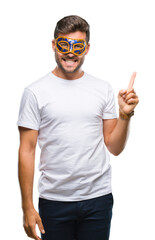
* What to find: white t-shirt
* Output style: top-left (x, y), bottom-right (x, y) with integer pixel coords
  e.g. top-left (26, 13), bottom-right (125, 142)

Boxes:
top-left (17, 72), bottom-right (117, 201)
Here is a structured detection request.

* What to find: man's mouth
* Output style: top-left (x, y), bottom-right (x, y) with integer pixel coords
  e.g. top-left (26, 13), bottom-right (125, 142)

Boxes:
top-left (62, 57), bottom-right (78, 66)
top-left (62, 57), bottom-right (78, 62)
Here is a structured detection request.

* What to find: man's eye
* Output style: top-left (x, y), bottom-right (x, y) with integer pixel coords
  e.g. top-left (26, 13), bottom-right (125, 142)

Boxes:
top-left (59, 42), bottom-right (68, 48)
top-left (74, 44), bottom-right (84, 49)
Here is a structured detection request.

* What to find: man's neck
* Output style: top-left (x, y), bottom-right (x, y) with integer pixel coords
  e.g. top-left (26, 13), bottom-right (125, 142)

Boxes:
top-left (52, 67), bottom-right (84, 80)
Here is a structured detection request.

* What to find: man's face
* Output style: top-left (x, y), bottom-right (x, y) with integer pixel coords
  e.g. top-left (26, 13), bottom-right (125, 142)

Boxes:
top-left (52, 31), bottom-right (90, 74)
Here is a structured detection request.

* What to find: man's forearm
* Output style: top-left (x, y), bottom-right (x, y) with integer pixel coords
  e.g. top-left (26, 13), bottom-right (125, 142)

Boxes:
top-left (107, 117), bottom-right (131, 156)
top-left (18, 150), bottom-right (35, 211)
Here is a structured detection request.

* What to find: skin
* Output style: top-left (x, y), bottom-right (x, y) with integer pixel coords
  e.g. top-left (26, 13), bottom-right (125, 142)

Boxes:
top-left (18, 31), bottom-right (139, 239)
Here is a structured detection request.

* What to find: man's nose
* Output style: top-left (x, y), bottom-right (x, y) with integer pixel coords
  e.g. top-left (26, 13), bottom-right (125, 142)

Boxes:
top-left (66, 52), bottom-right (76, 57)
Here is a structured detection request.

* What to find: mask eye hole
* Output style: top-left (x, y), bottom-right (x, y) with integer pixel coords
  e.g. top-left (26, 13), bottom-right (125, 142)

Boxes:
top-left (58, 41), bottom-right (69, 49)
top-left (74, 43), bottom-right (84, 50)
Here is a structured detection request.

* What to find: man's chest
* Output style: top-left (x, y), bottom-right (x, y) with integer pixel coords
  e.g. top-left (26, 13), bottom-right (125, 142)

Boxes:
top-left (40, 85), bottom-right (106, 124)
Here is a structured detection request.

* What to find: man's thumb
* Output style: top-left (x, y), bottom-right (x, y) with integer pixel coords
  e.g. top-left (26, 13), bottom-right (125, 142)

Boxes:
top-left (119, 89), bottom-right (127, 96)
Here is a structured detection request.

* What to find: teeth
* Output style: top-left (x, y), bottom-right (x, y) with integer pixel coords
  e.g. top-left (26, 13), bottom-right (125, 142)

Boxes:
top-left (63, 59), bottom-right (77, 62)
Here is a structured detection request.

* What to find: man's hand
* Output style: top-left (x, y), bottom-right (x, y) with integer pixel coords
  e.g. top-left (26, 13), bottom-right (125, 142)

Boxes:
top-left (23, 208), bottom-right (45, 240)
top-left (118, 72), bottom-right (139, 115)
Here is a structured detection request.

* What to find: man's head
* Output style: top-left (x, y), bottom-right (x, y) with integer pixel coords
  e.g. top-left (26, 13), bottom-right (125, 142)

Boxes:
top-left (52, 15), bottom-right (90, 76)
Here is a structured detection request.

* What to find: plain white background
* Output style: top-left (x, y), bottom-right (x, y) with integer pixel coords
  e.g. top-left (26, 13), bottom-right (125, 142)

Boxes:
top-left (0, 0), bottom-right (155, 239)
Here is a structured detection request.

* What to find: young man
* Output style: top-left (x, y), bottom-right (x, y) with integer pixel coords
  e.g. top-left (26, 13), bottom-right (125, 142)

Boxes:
top-left (17, 15), bottom-right (139, 240)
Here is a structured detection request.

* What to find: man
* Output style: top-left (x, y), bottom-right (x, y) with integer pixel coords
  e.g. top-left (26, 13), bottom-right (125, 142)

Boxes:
top-left (17, 15), bottom-right (139, 240)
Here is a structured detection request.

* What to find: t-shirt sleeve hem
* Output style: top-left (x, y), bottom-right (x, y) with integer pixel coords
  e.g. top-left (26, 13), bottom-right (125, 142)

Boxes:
top-left (17, 121), bottom-right (39, 130)
top-left (102, 114), bottom-right (118, 120)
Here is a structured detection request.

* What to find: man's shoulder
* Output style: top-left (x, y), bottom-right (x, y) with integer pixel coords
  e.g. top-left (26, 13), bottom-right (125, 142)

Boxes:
top-left (85, 72), bottom-right (111, 88)
top-left (26, 72), bottom-right (51, 93)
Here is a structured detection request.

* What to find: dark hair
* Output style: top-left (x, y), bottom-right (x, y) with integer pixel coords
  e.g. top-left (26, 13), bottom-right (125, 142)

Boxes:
top-left (54, 15), bottom-right (90, 43)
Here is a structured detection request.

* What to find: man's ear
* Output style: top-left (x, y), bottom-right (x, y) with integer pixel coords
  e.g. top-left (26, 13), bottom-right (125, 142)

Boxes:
top-left (85, 43), bottom-right (90, 55)
top-left (52, 40), bottom-right (56, 52)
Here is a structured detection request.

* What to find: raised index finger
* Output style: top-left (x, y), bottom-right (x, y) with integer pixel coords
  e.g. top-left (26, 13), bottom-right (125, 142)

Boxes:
top-left (127, 72), bottom-right (137, 91)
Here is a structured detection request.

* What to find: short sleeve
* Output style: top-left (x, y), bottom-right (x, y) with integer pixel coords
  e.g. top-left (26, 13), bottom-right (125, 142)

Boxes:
top-left (102, 83), bottom-right (118, 119)
top-left (17, 88), bottom-right (41, 130)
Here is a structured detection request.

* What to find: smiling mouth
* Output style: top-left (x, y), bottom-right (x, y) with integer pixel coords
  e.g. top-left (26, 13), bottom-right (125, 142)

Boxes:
top-left (62, 57), bottom-right (78, 63)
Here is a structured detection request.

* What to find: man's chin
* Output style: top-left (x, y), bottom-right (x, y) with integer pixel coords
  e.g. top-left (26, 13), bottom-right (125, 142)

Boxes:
top-left (59, 64), bottom-right (81, 74)
top-left (63, 68), bottom-right (78, 73)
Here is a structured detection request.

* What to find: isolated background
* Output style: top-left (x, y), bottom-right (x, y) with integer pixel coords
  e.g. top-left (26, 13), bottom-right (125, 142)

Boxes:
top-left (0, 0), bottom-right (155, 239)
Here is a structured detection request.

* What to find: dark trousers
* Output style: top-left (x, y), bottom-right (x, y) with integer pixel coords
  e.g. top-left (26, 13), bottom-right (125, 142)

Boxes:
top-left (38, 193), bottom-right (114, 240)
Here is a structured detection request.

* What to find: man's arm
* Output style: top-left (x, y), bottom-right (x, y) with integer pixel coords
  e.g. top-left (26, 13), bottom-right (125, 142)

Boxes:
top-left (18, 126), bottom-right (45, 240)
top-left (103, 117), bottom-right (131, 156)
top-left (103, 72), bottom-right (139, 156)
